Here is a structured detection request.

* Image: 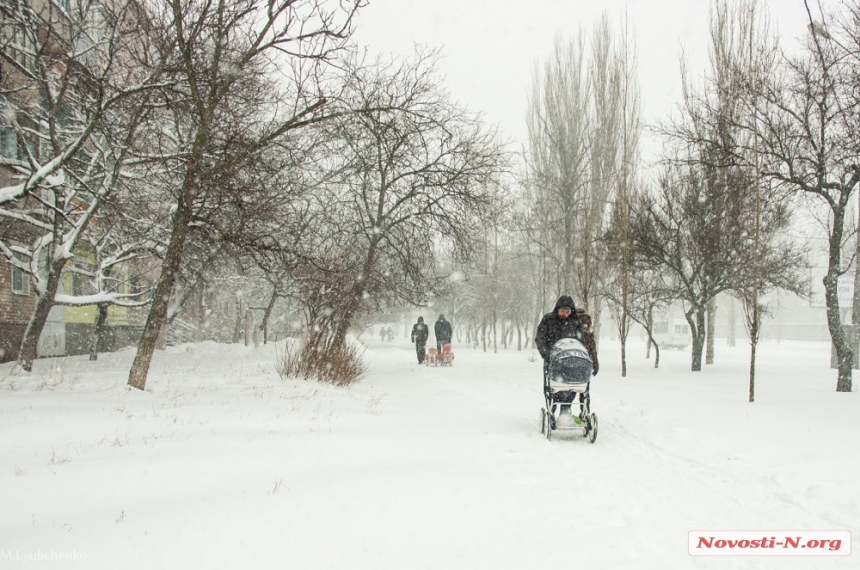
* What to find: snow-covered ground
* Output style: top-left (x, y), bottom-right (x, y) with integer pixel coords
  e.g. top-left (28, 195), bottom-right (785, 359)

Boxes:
top-left (1, 335), bottom-right (857, 569)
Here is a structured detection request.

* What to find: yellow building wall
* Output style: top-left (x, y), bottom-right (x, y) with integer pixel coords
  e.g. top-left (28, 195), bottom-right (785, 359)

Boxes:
top-left (62, 270), bottom-right (131, 326)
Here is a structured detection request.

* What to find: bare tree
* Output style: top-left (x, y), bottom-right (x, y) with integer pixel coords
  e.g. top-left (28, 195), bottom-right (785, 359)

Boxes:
top-left (629, 271), bottom-right (675, 368)
top-left (629, 158), bottom-right (805, 371)
top-left (601, 14), bottom-right (641, 377)
top-left (297, 50), bottom-right (506, 348)
top-left (753, 1), bottom-right (860, 392)
top-left (581, 16), bottom-right (621, 328)
top-left (126, 0), bottom-right (363, 390)
top-left (1, 0), bottom-right (164, 370)
top-left (526, 15), bottom-right (638, 343)
top-left (526, 32), bottom-right (591, 299)
top-left (643, 0), bottom-right (809, 377)
top-left (80, 207), bottom-right (162, 360)
top-left (830, 4), bottom-right (860, 336)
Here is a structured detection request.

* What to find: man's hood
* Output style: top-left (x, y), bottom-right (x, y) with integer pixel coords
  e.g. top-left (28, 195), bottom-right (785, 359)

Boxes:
top-left (553, 295), bottom-right (576, 315)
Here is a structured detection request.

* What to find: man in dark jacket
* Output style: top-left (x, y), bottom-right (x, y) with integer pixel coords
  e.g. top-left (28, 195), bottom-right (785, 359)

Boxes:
top-left (434, 314), bottom-right (453, 353)
top-left (411, 317), bottom-right (429, 364)
top-left (535, 295), bottom-right (598, 415)
top-left (535, 295), bottom-right (584, 360)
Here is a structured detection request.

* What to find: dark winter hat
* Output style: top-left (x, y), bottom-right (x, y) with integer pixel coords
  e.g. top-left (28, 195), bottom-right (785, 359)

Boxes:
top-left (438, 314), bottom-right (444, 320)
top-left (418, 316), bottom-right (424, 323)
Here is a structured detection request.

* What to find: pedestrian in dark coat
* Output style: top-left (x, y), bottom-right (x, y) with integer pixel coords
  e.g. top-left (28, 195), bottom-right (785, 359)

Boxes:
top-left (535, 295), bottom-right (598, 413)
top-left (411, 317), bottom-right (429, 364)
top-left (434, 314), bottom-right (453, 353)
top-left (535, 295), bottom-right (585, 360)
top-left (575, 307), bottom-right (599, 376)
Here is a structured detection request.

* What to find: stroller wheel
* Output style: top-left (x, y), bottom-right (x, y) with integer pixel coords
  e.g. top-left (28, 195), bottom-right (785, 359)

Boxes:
top-left (587, 413), bottom-right (598, 443)
top-left (539, 408), bottom-right (546, 435)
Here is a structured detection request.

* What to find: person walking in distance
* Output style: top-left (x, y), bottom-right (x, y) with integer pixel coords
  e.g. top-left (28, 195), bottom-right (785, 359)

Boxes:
top-left (434, 314), bottom-right (453, 354)
top-left (411, 317), bottom-right (429, 364)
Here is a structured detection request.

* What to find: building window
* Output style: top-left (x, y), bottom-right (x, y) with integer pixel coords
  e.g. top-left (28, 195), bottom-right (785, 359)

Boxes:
top-left (16, 117), bottom-right (40, 162)
top-left (1, 26), bottom-right (36, 69)
top-left (17, 27), bottom-right (36, 69)
top-left (0, 127), bottom-right (17, 160)
top-left (11, 252), bottom-right (30, 295)
top-left (54, 0), bottom-right (72, 12)
top-left (71, 272), bottom-right (84, 296)
top-left (69, 259), bottom-right (96, 296)
top-left (71, 270), bottom-right (95, 296)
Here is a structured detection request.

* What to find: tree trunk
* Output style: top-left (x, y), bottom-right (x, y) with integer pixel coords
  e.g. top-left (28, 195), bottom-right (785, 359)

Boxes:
top-left (89, 303), bottom-right (109, 361)
top-left (196, 286), bottom-right (206, 342)
top-left (156, 319), bottom-right (168, 350)
top-left (825, 270), bottom-right (853, 392)
top-left (821, 198), bottom-right (853, 392)
top-left (492, 308), bottom-right (497, 354)
top-left (748, 300), bottom-right (760, 403)
top-left (688, 307), bottom-right (707, 371)
top-left (853, 201), bottom-right (860, 327)
top-left (640, 323), bottom-right (660, 368)
top-left (260, 289), bottom-right (279, 345)
top-left (232, 298), bottom-right (243, 344)
top-left (706, 297), bottom-right (717, 364)
top-left (127, 203), bottom-right (192, 390)
top-left (728, 297), bottom-right (737, 347)
top-left (618, 310), bottom-right (630, 377)
top-left (620, 340), bottom-right (627, 377)
top-left (333, 238), bottom-right (381, 346)
top-left (18, 259), bottom-right (67, 371)
top-left (644, 308), bottom-right (653, 359)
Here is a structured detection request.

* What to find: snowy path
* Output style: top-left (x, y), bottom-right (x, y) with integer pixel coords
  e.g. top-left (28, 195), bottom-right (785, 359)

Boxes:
top-left (351, 341), bottom-right (857, 569)
top-left (1, 339), bottom-right (857, 569)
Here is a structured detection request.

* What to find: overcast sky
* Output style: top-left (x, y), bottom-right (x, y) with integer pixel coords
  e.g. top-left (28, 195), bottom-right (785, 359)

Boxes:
top-left (352, 1), bottom-right (820, 163)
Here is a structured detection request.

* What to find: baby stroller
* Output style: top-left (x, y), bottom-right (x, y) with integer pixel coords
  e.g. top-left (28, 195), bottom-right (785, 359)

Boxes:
top-left (540, 338), bottom-right (598, 442)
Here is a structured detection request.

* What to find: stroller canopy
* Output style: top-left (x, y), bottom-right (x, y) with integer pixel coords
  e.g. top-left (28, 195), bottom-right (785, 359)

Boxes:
top-left (549, 338), bottom-right (593, 385)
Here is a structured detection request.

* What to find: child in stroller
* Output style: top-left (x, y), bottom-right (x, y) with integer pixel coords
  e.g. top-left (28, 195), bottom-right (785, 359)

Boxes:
top-left (540, 338), bottom-right (598, 442)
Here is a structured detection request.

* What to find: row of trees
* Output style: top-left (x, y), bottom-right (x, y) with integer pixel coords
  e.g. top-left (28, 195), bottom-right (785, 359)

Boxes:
top-left (1, 0), bottom-right (506, 389)
top-left (4, 0), bottom-right (859, 396)
top-left (440, 0), bottom-right (859, 397)
top-left (625, 0), bottom-right (860, 394)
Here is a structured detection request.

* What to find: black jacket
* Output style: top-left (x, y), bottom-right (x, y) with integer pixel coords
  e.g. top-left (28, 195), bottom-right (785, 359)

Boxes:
top-left (434, 318), bottom-right (452, 342)
top-left (411, 320), bottom-right (429, 344)
top-left (535, 295), bottom-right (583, 360)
